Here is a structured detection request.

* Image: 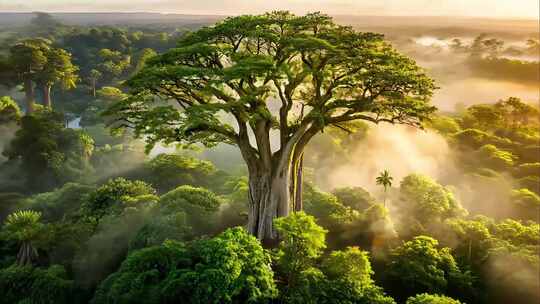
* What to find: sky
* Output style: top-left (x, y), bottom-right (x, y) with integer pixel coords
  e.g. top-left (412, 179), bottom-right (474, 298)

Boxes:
top-left (0, 0), bottom-right (538, 19)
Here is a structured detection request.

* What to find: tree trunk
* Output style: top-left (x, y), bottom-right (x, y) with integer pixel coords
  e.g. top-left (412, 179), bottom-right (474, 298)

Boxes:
top-left (243, 121), bottom-right (315, 244)
top-left (24, 78), bottom-right (35, 114)
top-left (92, 79), bottom-right (96, 98)
top-left (291, 154), bottom-right (304, 212)
top-left (43, 84), bottom-right (52, 108)
top-left (247, 161), bottom-right (292, 245)
top-left (16, 241), bottom-right (37, 266)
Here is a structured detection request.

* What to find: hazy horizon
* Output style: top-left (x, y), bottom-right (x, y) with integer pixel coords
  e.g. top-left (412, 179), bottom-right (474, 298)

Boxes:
top-left (1, 0), bottom-right (539, 19)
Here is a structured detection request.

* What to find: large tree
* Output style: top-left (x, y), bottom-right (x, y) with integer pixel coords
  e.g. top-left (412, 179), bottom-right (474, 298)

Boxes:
top-left (108, 12), bottom-right (436, 241)
top-left (35, 47), bottom-right (78, 108)
top-left (8, 38), bottom-right (50, 113)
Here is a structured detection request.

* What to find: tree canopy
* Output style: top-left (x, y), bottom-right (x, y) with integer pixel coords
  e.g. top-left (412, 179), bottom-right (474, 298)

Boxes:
top-left (108, 11), bottom-right (436, 240)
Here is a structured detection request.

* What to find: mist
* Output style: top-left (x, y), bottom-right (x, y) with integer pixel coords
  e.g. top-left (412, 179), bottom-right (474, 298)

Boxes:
top-left (321, 124), bottom-right (454, 192)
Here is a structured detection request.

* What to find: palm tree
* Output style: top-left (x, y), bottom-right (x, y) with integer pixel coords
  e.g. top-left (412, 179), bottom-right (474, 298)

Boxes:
top-left (376, 170), bottom-right (393, 206)
top-left (2, 210), bottom-right (44, 266)
top-left (88, 69), bottom-right (102, 98)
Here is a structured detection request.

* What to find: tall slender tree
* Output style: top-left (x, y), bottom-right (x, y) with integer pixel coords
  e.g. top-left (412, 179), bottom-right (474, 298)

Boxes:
top-left (88, 69), bottom-right (102, 98)
top-left (376, 169), bottom-right (393, 206)
top-left (108, 12), bottom-right (436, 242)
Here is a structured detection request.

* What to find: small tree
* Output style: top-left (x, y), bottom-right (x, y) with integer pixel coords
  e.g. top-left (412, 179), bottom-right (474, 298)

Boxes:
top-left (88, 69), bottom-right (102, 98)
top-left (376, 170), bottom-right (393, 206)
top-left (274, 211), bottom-right (327, 295)
top-left (2, 210), bottom-right (44, 266)
top-left (0, 96), bottom-right (22, 125)
top-left (108, 12), bottom-right (436, 241)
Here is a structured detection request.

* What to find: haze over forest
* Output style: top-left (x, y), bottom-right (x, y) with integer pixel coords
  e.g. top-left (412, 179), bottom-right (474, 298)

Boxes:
top-left (0, 6), bottom-right (538, 304)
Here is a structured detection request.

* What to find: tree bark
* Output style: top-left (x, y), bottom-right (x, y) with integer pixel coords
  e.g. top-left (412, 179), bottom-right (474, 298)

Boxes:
top-left (247, 162), bottom-right (292, 245)
top-left (242, 120), bottom-right (314, 244)
top-left (43, 84), bottom-right (52, 108)
top-left (24, 78), bottom-right (35, 114)
top-left (92, 79), bottom-right (96, 98)
top-left (16, 241), bottom-right (37, 266)
top-left (293, 155), bottom-right (303, 212)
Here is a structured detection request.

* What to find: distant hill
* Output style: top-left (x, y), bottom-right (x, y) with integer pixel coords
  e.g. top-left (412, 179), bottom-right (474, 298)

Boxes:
top-left (0, 12), bottom-right (537, 38)
top-left (0, 12), bottom-right (224, 27)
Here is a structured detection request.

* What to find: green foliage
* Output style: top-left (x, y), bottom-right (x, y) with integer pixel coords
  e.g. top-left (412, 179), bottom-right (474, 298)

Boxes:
top-left (128, 211), bottom-right (190, 251)
top-left (80, 178), bottom-right (157, 222)
top-left (2, 210), bottom-right (43, 243)
top-left (9, 38), bottom-right (50, 81)
top-left (322, 246), bottom-right (373, 285)
top-left (274, 212), bottom-right (327, 275)
top-left (95, 49), bottom-right (131, 82)
top-left (96, 86), bottom-right (127, 102)
top-left (406, 293), bottom-right (463, 304)
top-left (157, 185), bottom-right (223, 235)
top-left (444, 217), bottom-right (492, 265)
top-left (273, 212), bottom-right (328, 302)
top-left (452, 128), bottom-right (511, 150)
top-left (477, 144), bottom-right (515, 170)
top-left (145, 153), bottom-right (217, 192)
top-left (376, 170), bottom-right (393, 190)
top-left (274, 214), bottom-right (394, 304)
top-left (22, 183), bottom-right (95, 221)
top-left (386, 236), bottom-right (472, 302)
top-left (89, 141), bottom-right (147, 180)
top-left (510, 189), bottom-right (540, 220)
top-left (93, 227), bottom-right (277, 304)
top-left (0, 96), bottom-right (21, 124)
top-left (461, 104), bottom-right (504, 131)
top-left (398, 174), bottom-right (466, 234)
top-left (2, 210), bottom-right (45, 265)
top-left (0, 265), bottom-right (74, 304)
top-left (37, 47), bottom-right (79, 91)
top-left (3, 111), bottom-right (95, 192)
top-left (108, 11), bottom-right (436, 155)
top-left (332, 186), bottom-right (376, 211)
top-left (428, 115), bottom-right (461, 135)
top-left (304, 183), bottom-right (358, 228)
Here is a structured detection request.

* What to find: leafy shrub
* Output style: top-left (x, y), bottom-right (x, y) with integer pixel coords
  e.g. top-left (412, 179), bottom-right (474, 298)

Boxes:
top-left (80, 178), bottom-right (157, 221)
top-left (159, 185), bottom-right (223, 234)
top-left (385, 236), bottom-right (472, 302)
top-left (406, 293), bottom-right (463, 304)
top-left (22, 183), bottom-right (95, 221)
top-left (93, 227), bottom-right (277, 304)
top-left (477, 144), bottom-right (515, 170)
top-left (0, 265), bottom-right (74, 304)
top-left (145, 153), bottom-right (216, 193)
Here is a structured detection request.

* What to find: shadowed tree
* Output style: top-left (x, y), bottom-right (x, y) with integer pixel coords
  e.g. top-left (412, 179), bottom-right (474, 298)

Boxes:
top-left (8, 38), bottom-right (50, 113)
top-left (0, 56), bottom-right (17, 89)
top-left (495, 97), bottom-right (539, 129)
top-left (30, 12), bottom-right (62, 28)
top-left (36, 47), bottom-right (79, 108)
top-left (107, 11), bottom-right (436, 242)
top-left (2, 210), bottom-right (44, 266)
top-left (376, 169), bottom-right (393, 206)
